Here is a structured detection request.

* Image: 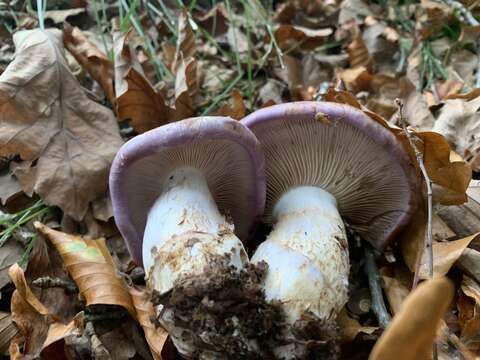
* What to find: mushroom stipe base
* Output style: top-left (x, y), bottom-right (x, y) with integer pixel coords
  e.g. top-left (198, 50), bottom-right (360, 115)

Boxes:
top-left (151, 257), bottom-right (340, 360)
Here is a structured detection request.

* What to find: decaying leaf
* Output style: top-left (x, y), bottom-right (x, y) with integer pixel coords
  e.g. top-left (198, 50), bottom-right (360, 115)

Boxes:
top-left (63, 23), bottom-right (115, 106)
top-left (0, 237), bottom-right (23, 289)
top-left (0, 312), bottom-right (19, 354)
top-left (0, 29), bottom-right (123, 221)
top-left (459, 275), bottom-right (480, 353)
top-left (274, 24), bottom-right (332, 50)
top-left (369, 277), bottom-right (454, 360)
top-left (34, 222), bottom-right (136, 318)
top-left (214, 89), bottom-right (246, 120)
top-left (347, 27), bottom-right (372, 69)
top-left (113, 25), bottom-right (196, 133)
top-left (8, 263), bottom-right (82, 359)
top-left (129, 286), bottom-right (169, 360)
top-left (417, 234), bottom-right (478, 279)
top-left (433, 96), bottom-right (480, 171)
top-left (172, 10), bottom-right (196, 79)
top-left (337, 309), bottom-right (378, 343)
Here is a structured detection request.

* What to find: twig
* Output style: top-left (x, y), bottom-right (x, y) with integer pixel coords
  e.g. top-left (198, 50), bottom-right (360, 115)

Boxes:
top-left (396, 99), bottom-right (433, 284)
top-left (396, 99), bottom-right (436, 360)
top-left (33, 276), bottom-right (78, 293)
top-left (364, 243), bottom-right (391, 328)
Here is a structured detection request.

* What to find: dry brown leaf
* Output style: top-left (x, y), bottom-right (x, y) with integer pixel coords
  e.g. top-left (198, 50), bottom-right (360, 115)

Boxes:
top-left (113, 27), bottom-right (170, 133)
top-left (337, 66), bottom-right (373, 94)
top-left (0, 29), bottom-right (123, 221)
top-left (381, 264), bottom-right (413, 315)
top-left (0, 236), bottom-right (23, 289)
top-left (129, 286), bottom-right (169, 360)
top-left (337, 309), bottom-right (378, 343)
top-left (34, 222), bottom-right (136, 318)
top-left (0, 312), bottom-right (19, 354)
top-left (172, 10), bottom-right (196, 81)
top-left (63, 23), bottom-right (115, 106)
top-left (459, 275), bottom-right (480, 353)
top-left (417, 234), bottom-right (478, 279)
top-left (214, 89), bottom-right (246, 120)
top-left (0, 173), bottom-right (23, 207)
top-left (195, 3), bottom-right (229, 37)
top-left (433, 96), bottom-right (480, 171)
top-left (8, 263), bottom-right (82, 359)
top-left (338, 0), bottom-right (374, 24)
top-left (369, 277), bottom-right (454, 360)
top-left (457, 248), bottom-right (480, 284)
top-left (347, 27), bottom-right (372, 69)
top-left (274, 24), bottom-right (332, 50)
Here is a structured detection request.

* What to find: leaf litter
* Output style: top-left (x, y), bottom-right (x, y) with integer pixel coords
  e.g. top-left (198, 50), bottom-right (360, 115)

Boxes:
top-left (0, 0), bottom-right (480, 359)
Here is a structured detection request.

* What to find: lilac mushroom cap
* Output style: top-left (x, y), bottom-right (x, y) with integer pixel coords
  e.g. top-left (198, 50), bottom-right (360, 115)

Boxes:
top-left (241, 101), bottom-right (419, 249)
top-left (109, 116), bottom-right (266, 266)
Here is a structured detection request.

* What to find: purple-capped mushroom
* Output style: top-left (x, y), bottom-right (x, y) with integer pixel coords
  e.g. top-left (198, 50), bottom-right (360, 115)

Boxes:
top-left (109, 116), bottom-right (265, 357)
top-left (241, 101), bottom-right (418, 356)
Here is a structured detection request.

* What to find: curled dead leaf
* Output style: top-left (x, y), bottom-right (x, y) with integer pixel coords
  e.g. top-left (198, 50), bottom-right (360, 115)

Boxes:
top-left (0, 312), bottom-right (19, 354)
top-left (0, 29), bottom-right (123, 221)
top-left (8, 263), bottom-right (82, 359)
top-left (34, 222), bottom-right (136, 318)
top-left (417, 234), bottom-right (478, 280)
top-left (63, 23), bottom-right (115, 106)
top-left (369, 277), bottom-right (454, 360)
top-left (347, 27), bottom-right (372, 69)
top-left (214, 89), bottom-right (246, 120)
top-left (274, 24), bottom-right (332, 50)
top-left (129, 286), bottom-right (170, 360)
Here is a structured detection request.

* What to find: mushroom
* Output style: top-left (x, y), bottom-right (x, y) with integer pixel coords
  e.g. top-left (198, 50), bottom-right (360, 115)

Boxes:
top-left (241, 101), bottom-right (418, 356)
top-left (109, 116), bottom-right (265, 357)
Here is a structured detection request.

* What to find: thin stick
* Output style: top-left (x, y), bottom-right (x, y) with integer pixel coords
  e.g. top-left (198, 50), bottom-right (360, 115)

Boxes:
top-left (364, 243), bottom-right (391, 328)
top-left (396, 99), bottom-right (436, 360)
top-left (33, 276), bottom-right (78, 293)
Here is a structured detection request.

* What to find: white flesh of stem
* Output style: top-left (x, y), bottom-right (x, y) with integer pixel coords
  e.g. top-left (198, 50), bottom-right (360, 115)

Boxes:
top-left (252, 186), bottom-right (350, 323)
top-left (143, 166), bottom-right (248, 294)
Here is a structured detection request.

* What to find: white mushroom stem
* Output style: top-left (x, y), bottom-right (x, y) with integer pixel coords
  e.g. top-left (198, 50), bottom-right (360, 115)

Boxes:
top-left (252, 186), bottom-right (350, 324)
top-left (142, 167), bottom-right (249, 357)
top-left (143, 166), bottom-right (248, 292)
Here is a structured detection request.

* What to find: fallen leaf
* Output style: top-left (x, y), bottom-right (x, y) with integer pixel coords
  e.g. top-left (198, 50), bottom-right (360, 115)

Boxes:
top-left (381, 264), bottom-right (413, 315)
top-left (459, 275), bottom-right (480, 353)
top-left (129, 286), bottom-right (169, 360)
top-left (338, 0), bottom-right (373, 24)
top-left (8, 263), bottom-right (82, 359)
top-left (0, 312), bottom-right (19, 354)
top-left (195, 3), bottom-right (229, 37)
top-left (258, 78), bottom-right (285, 105)
top-left (369, 277), bottom-right (454, 360)
top-left (63, 23), bottom-right (115, 106)
top-left (0, 29), bottom-right (123, 221)
top-left (337, 309), bottom-right (378, 343)
top-left (274, 24), bottom-right (332, 50)
top-left (34, 222), bottom-right (136, 318)
top-left (433, 96), bottom-right (480, 171)
top-left (0, 237), bottom-right (23, 289)
top-left (44, 8), bottom-right (86, 24)
top-left (457, 248), bottom-right (480, 284)
top-left (347, 27), bottom-right (372, 69)
top-left (0, 173), bottom-right (23, 206)
top-left (337, 66), bottom-right (373, 93)
top-left (417, 234), bottom-right (478, 279)
top-left (214, 89), bottom-right (246, 120)
top-left (114, 27), bottom-right (171, 133)
top-left (172, 10), bottom-right (197, 83)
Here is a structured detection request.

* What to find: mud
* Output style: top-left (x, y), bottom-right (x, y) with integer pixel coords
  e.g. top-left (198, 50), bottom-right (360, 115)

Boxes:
top-left (151, 255), bottom-right (339, 360)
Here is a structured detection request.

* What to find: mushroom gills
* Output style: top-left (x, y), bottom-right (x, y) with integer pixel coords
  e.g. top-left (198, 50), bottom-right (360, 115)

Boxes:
top-left (252, 186), bottom-right (350, 323)
top-left (143, 166), bottom-right (248, 293)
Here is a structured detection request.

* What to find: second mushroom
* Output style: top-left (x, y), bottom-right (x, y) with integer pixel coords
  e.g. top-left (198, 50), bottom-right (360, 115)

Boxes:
top-left (241, 101), bottom-right (419, 357)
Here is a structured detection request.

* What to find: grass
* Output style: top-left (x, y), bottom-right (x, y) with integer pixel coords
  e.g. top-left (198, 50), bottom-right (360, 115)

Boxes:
top-left (0, 200), bottom-right (54, 248)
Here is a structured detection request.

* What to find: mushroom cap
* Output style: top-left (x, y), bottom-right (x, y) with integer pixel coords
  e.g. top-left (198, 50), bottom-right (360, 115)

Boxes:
top-left (109, 116), bottom-right (266, 265)
top-left (241, 101), bottom-right (418, 249)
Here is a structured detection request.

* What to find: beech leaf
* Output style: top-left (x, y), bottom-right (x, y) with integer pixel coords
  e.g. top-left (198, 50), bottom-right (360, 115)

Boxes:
top-left (34, 222), bottom-right (136, 318)
top-left (0, 29), bottom-right (123, 221)
top-left (369, 277), bottom-right (454, 360)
